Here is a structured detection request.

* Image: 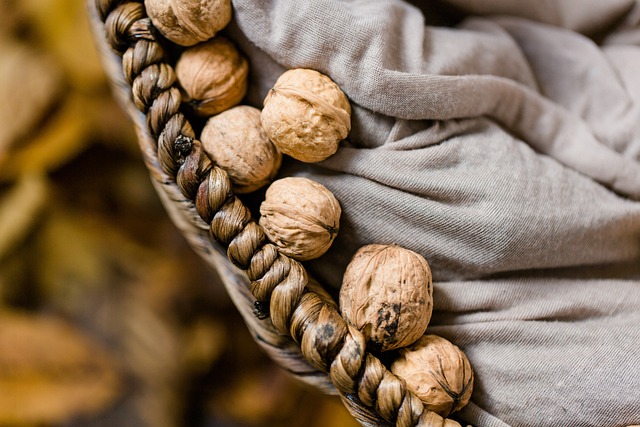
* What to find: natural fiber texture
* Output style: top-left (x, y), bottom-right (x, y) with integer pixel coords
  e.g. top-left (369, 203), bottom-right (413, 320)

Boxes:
top-left (225, 1), bottom-right (640, 426)
top-left (90, 0), bottom-right (640, 426)
top-left (89, 1), bottom-right (460, 426)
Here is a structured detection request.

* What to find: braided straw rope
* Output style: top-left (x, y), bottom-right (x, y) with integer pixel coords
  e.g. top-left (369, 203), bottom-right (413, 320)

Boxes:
top-left (89, 1), bottom-right (463, 425)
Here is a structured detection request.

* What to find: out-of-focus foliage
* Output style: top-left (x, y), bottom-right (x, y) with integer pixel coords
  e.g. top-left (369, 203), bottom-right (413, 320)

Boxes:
top-left (0, 310), bottom-right (120, 425)
top-left (0, 0), bottom-right (359, 426)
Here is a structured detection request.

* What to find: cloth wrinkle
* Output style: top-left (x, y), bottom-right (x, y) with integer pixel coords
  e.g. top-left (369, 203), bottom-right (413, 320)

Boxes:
top-left (228, 1), bottom-right (640, 426)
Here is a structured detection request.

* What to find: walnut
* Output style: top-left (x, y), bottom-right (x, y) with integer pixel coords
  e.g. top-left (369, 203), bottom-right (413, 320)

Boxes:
top-left (144, 0), bottom-right (232, 47)
top-left (259, 177), bottom-right (341, 261)
top-left (175, 37), bottom-right (248, 117)
top-left (391, 335), bottom-right (474, 417)
top-left (200, 106), bottom-right (281, 194)
top-left (261, 69), bottom-right (351, 163)
top-left (339, 244), bottom-right (432, 352)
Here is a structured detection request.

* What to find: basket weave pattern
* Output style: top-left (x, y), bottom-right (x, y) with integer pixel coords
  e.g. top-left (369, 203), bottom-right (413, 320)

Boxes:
top-left (91, 1), bottom-right (460, 425)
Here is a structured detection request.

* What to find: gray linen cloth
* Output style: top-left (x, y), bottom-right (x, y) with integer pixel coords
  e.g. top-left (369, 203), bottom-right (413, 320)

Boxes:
top-left (227, 1), bottom-right (640, 426)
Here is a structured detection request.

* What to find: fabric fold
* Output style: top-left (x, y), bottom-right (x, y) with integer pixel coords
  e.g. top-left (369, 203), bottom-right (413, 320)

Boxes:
top-left (231, 0), bottom-right (640, 199)
top-left (227, 1), bottom-right (640, 425)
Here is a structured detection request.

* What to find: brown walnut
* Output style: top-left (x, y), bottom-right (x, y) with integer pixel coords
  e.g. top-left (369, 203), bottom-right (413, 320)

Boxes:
top-left (200, 106), bottom-right (281, 194)
top-left (339, 244), bottom-right (433, 352)
top-left (391, 335), bottom-right (474, 417)
top-left (175, 37), bottom-right (248, 117)
top-left (144, 0), bottom-right (232, 46)
top-left (261, 69), bottom-right (351, 163)
top-left (259, 177), bottom-right (341, 261)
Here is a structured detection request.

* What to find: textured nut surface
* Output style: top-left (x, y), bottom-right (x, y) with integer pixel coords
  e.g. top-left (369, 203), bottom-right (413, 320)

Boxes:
top-left (175, 37), bottom-right (248, 117)
top-left (261, 69), bottom-right (351, 163)
top-left (339, 244), bottom-right (432, 352)
top-left (145, 0), bottom-right (232, 46)
top-left (200, 106), bottom-right (281, 193)
top-left (391, 335), bottom-right (474, 417)
top-left (259, 177), bottom-right (341, 261)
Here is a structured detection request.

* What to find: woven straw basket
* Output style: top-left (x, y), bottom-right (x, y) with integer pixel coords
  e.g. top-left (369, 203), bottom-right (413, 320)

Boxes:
top-left (89, 1), bottom-right (464, 426)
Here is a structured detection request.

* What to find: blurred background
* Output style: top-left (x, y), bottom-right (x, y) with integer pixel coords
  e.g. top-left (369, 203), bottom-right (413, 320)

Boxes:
top-left (0, 0), bottom-right (359, 425)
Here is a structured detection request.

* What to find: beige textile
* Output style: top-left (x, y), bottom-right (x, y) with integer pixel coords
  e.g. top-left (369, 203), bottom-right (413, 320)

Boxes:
top-left (228, 1), bottom-right (640, 426)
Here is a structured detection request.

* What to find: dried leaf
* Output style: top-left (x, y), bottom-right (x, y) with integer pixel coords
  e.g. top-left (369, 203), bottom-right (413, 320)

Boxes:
top-left (119, 264), bottom-right (226, 427)
top-left (0, 93), bottom-right (91, 181)
top-left (34, 202), bottom-right (226, 426)
top-left (0, 309), bottom-right (121, 425)
top-left (0, 0), bottom-right (25, 39)
top-left (0, 174), bottom-right (47, 259)
top-left (181, 319), bottom-right (226, 374)
top-left (20, 0), bottom-right (105, 89)
top-left (122, 296), bottom-right (183, 427)
top-left (312, 396), bottom-right (362, 427)
top-left (88, 95), bottom-right (138, 154)
top-left (36, 206), bottom-right (153, 315)
top-left (0, 40), bottom-right (63, 154)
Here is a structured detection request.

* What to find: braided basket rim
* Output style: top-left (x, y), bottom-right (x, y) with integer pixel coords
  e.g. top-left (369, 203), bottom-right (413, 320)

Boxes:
top-left (88, 1), bottom-right (469, 426)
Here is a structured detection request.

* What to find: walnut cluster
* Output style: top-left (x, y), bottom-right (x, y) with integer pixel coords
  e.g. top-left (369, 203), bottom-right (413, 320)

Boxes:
top-left (339, 244), bottom-right (474, 414)
top-left (158, 3), bottom-right (348, 260)
top-left (141, 0), bottom-right (475, 419)
top-left (253, 69), bottom-right (350, 259)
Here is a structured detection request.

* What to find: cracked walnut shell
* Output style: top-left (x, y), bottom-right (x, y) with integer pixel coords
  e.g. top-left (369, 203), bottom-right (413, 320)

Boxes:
top-left (339, 244), bottom-right (433, 352)
top-left (175, 37), bottom-right (248, 117)
top-left (200, 106), bottom-right (281, 194)
top-left (145, 0), bottom-right (232, 46)
top-left (391, 335), bottom-right (474, 417)
top-left (261, 69), bottom-right (351, 163)
top-left (259, 177), bottom-right (341, 261)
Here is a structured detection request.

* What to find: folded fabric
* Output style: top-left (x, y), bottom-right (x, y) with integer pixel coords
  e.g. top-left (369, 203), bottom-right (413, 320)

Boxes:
top-left (227, 1), bottom-right (640, 425)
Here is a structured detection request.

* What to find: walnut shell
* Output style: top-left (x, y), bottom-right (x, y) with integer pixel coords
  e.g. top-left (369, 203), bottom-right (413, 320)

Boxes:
top-left (339, 244), bottom-right (433, 352)
top-left (145, 0), bottom-right (232, 46)
top-left (200, 106), bottom-right (281, 193)
top-left (259, 177), bottom-right (341, 261)
top-left (391, 335), bottom-right (474, 417)
top-left (175, 37), bottom-right (248, 117)
top-left (261, 69), bottom-right (351, 163)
